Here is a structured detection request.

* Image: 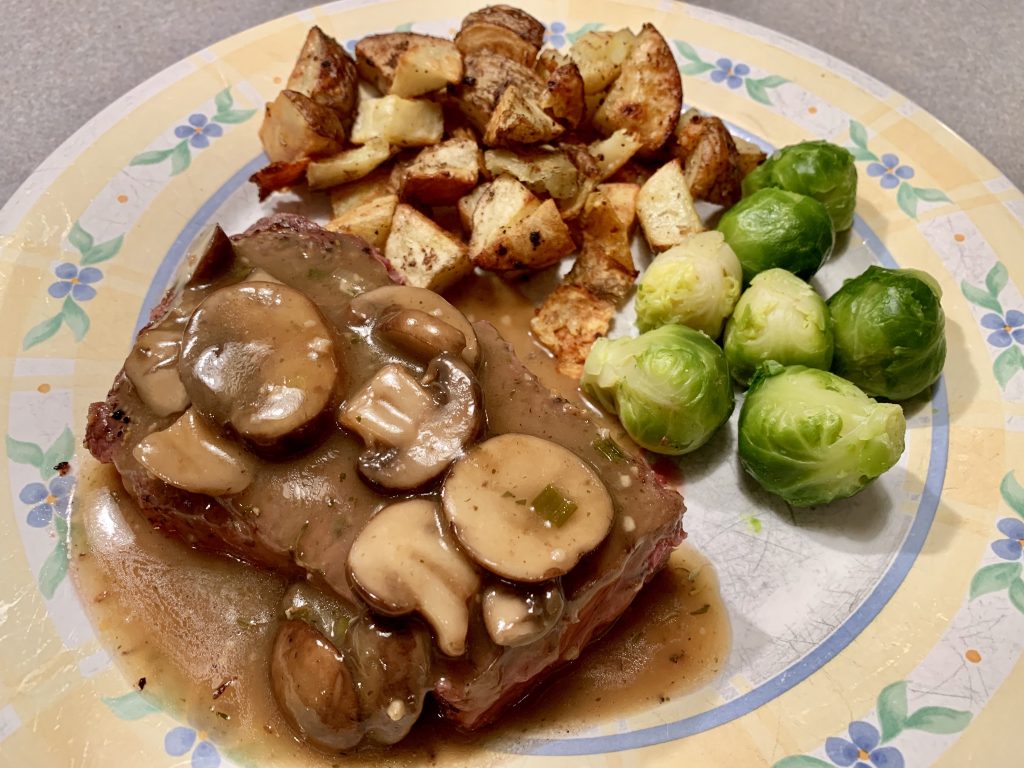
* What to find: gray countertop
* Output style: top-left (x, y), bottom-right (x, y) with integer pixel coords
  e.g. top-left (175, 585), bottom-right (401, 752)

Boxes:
top-left (1, 0), bottom-right (1021, 206)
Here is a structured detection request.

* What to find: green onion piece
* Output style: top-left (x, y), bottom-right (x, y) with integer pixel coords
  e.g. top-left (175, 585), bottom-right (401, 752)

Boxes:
top-left (531, 484), bottom-right (578, 528)
top-left (592, 435), bottom-right (627, 462)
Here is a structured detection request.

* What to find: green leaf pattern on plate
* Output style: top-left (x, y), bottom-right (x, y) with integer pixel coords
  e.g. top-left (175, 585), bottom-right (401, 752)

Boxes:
top-left (961, 264), bottom-right (1024, 389)
top-left (968, 472), bottom-right (1024, 615)
top-left (673, 40), bottom-right (787, 105)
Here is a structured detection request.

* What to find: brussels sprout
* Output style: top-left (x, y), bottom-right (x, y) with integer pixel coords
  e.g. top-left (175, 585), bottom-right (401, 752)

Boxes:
top-left (635, 231), bottom-right (743, 338)
top-left (724, 269), bottom-right (833, 386)
top-left (717, 188), bottom-right (835, 284)
top-left (828, 266), bottom-right (946, 401)
top-left (738, 362), bottom-right (906, 507)
top-left (581, 324), bottom-right (733, 455)
top-left (742, 140), bottom-right (858, 231)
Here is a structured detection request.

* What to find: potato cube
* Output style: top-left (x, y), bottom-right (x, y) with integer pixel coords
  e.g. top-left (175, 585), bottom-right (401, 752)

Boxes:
top-left (399, 137), bottom-right (481, 205)
top-left (531, 285), bottom-right (616, 379)
top-left (350, 95), bottom-right (443, 147)
top-left (391, 39), bottom-right (463, 98)
top-left (588, 129), bottom-right (643, 181)
top-left (384, 204), bottom-right (473, 291)
top-left (307, 138), bottom-right (393, 190)
top-left (326, 194), bottom-right (398, 251)
top-left (286, 26), bottom-right (359, 125)
top-left (568, 28), bottom-right (636, 94)
top-left (329, 167), bottom-right (397, 218)
top-left (636, 159), bottom-right (704, 251)
top-left (483, 85), bottom-right (565, 147)
top-left (483, 148), bottom-right (580, 201)
top-left (258, 90), bottom-right (345, 164)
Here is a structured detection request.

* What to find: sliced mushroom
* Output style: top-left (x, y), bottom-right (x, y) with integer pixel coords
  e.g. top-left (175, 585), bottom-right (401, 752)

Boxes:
top-left (482, 581), bottom-right (564, 647)
top-left (132, 408), bottom-right (256, 495)
top-left (442, 433), bottom-right (615, 582)
top-left (338, 354), bottom-right (482, 490)
top-left (179, 281), bottom-right (339, 449)
top-left (375, 306), bottom-right (468, 364)
top-left (349, 285), bottom-right (479, 368)
top-left (270, 619), bottom-right (363, 752)
top-left (124, 328), bottom-right (190, 417)
top-left (184, 224), bottom-right (235, 287)
top-left (280, 582), bottom-right (356, 648)
top-left (242, 266), bottom-right (283, 284)
top-left (348, 498), bottom-right (480, 656)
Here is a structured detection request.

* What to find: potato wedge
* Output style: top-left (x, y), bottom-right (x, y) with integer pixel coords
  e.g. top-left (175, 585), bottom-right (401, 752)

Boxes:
top-left (249, 159), bottom-right (310, 201)
top-left (307, 138), bottom-right (393, 190)
top-left (258, 90), bottom-right (345, 164)
top-left (536, 50), bottom-right (585, 129)
top-left (568, 28), bottom-right (636, 95)
top-left (596, 182), bottom-right (640, 234)
top-left (473, 199), bottom-right (576, 272)
top-left (734, 136), bottom-right (767, 178)
top-left (468, 175), bottom-right (538, 255)
top-left (483, 85), bottom-right (565, 147)
top-left (384, 204), bottom-right (473, 291)
top-left (399, 137), bottom-right (481, 205)
top-left (350, 95), bottom-right (444, 147)
top-left (326, 194), bottom-right (398, 251)
top-left (531, 285), bottom-right (615, 379)
top-left (672, 111), bottom-right (743, 205)
top-left (593, 23), bottom-right (681, 155)
top-left (452, 53), bottom-right (546, 133)
top-left (588, 129), bottom-right (643, 181)
top-left (636, 159), bottom-right (704, 251)
top-left (329, 167), bottom-right (397, 217)
top-left (457, 183), bottom-right (490, 234)
top-left (391, 39), bottom-right (462, 98)
top-left (286, 26), bottom-right (359, 129)
top-left (455, 5), bottom-right (545, 67)
top-left (565, 190), bottom-right (637, 304)
top-left (483, 147), bottom-right (580, 201)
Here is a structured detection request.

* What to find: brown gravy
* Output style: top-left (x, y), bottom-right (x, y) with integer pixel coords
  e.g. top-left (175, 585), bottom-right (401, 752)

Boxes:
top-left (70, 272), bottom-right (730, 765)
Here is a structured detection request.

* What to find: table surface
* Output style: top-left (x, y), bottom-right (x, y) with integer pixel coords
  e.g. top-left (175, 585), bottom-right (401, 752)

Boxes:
top-left (1, 0), bottom-right (1021, 206)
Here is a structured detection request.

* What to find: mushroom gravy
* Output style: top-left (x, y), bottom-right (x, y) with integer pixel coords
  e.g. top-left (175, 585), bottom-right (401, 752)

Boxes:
top-left (72, 462), bottom-right (727, 766)
top-left (76, 215), bottom-right (728, 758)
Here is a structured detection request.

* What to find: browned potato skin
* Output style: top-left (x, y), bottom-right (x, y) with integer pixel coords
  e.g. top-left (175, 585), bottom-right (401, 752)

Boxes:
top-left (287, 26), bottom-right (359, 131)
top-left (399, 137), bottom-right (481, 205)
top-left (592, 23), bottom-right (682, 156)
top-left (258, 90), bottom-right (346, 164)
top-left (355, 32), bottom-right (425, 93)
top-left (531, 284), bottom-right (616, 379)
top-left (473, 199), bottom-right (575, 273)
top-left (536, 50), bottom-right (586, 129)
top-left (671, 111), bottom-right (744, 205)
top-left (565, 191), bottom-right (637, 304)
top-left (451, 53), bottom-right (546, 133)
top-left (483, 85), bottom-right (565, 147)
top-left (249, 159), bottom-right (310, 201)
top-left (734, 135), bottom-right (768, 178)
top-left (456, 5), bottom-right (545, 66)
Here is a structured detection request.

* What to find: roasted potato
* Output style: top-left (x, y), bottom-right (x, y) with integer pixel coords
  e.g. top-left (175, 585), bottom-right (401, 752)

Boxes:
top-left (483, 147), bottom-right (580, 201)
top-left (307, 138), bottom-right (394, 190)
top-left (734, 136), bottom-right (768, 178)
top-left (350, 95), bottom-right (444, 147)
top-left (455, 5), bottom-right (545, 67)
top-left (568, 28), bottom-right (636, 94)
top-left (636, 159), bottom-right (704, 251)
top-left (468, 175), bottom-right (538, 255)
top-left (565, 190), bottom-right (637, 304)
top-left (355, 33), bottom-right (459, 95)
top-left (592, 23), bottom-right (682, 155)
top-left (473, 199), bottom-right (575, 272)
top-left (671, 110), bottom-right (743, 205)
top-left (399, 137), bottom-right (481, 205)
top-left (536, 50), bottom-right (585, 129)
top-left (258, 90), bottom-right (345, 164)
top-left (457, 183), bottom-right (490, 234)
top-left (588, 129), bottom-right (643, 181)
top-left (452, 53), bottom-right (546, 134)
top-left (326, 194), bottom-right (398, 250)
top-left (483, 85), bottom-right (565, 146)
top-left (531, 285), bottom-right (616, 379)
top-left (286, 26), bottom-right (359, 129)
top-left (385, 204), bottom-right (473, 291)
top-left (596, 182), bottom-right (640, 234)
top-left (329, 167), bottom-right (397, 217)
top-left (249, 159), bottom-right (310, 201)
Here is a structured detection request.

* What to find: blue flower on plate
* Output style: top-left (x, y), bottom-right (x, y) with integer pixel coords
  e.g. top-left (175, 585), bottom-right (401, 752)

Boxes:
top-left (709, 57), bottom-right (749, 89)
top-left (980, 310), bottom-right (1024, 348)
top-left (545, 21), bottom-right (566, 48)
top-left (174, 114), bottom-right (224, 149)
top-left (165, 726), bottom-right (220, 768)
top-left (992, 517), bottom-right (1024, 561)
top-left (21, 475), bottom-right (75, 528)
top-left (866, 153), bottom-right (915, 190)
top-left (825, 721), bottom-right (904, 768)
top-left (48, 263), bottom-right (102, 301)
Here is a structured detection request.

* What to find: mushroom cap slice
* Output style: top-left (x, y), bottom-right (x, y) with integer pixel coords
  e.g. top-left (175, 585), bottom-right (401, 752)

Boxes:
top-left (442, 433), bottom-right (615, 582)
top-left (349, 285), bottom-right (479, 368)
top-left (124, 328), bottom-right (190, 417)
top-left (270, 619), bottom-right (363, 752)
top-left (179, 281), bottom-right (339, 449)
top-left (132, 408), bottom-right (255, 496)
top-left (348, 499), bottom-right (480, 656)
top-left (339, 354), bottom-right (482, 490)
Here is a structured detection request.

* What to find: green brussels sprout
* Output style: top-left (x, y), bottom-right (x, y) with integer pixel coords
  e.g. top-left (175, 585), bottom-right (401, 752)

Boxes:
top-left (635, 231), bottom-right (743, 338)
top-left (828, 266), bottom-right (946, 401)
top-left (724, 268), bottom-right (833, 386)
top-left (717, 188), bottom-right (835, 284)
top-left (738, 362), bottom-right (906, 507)
top-left (581, 324), bottom-right (734, 455)
top-left (742, 140), bottom-right (858, 231)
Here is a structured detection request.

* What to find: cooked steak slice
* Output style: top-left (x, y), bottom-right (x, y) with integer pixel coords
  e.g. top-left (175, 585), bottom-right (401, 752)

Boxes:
top-left (433, 322), bottom-right (685, 728)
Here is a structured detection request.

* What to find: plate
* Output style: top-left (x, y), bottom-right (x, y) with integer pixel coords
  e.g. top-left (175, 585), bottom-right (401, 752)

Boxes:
top-left (2, 1), bottom-right (1023, 765)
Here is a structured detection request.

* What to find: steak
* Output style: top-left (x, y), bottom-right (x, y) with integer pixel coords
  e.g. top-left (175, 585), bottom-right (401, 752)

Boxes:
top-left (85, 214), bottom-right (685, 746)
